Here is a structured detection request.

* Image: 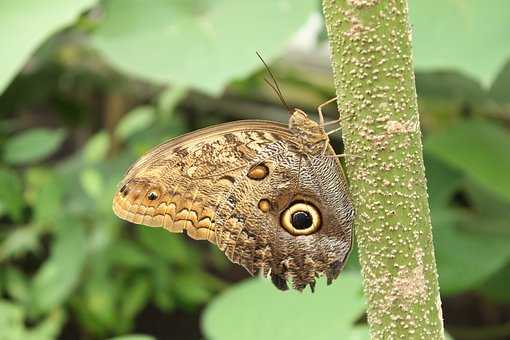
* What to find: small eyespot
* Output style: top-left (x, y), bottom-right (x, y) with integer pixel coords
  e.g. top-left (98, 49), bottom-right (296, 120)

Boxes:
top-left (247, 163), bottom-right (269, 180)
top-left (258, 199), bottom-right (271, 213)
top-left (147, 191), bottom-right (158, 200)
top-left (280, 202), bottom-right (321, 236)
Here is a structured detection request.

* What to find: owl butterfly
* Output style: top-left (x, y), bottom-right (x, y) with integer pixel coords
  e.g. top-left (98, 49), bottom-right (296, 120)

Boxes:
top-left (113, 63), bottom-right (354, 291)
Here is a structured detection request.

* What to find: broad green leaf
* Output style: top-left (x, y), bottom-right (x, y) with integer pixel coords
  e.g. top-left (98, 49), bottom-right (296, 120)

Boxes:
top-left (0, 226), bottom-right (40, 262)
top-left (433, 209), bottom-right (510, 295)
top-left (410, 0), bottom-right (510, 86)
top-left (108, 240), bottom-right (153, 269)
top-left (137, 227), bottom-right (200, 266)
top-left (73, 266), bottom-right (118, 334)
top-left (462, 181), bottom-right (510, 235)
top-left (0, 0), bottom-right (97, 94)
top-left (115, 106), bottom-right (156, 141)
top-left (4, 267), bottom-right (29, 304)
top-left (118, 276), bottom-right (150, 331)
top-left (0, 301), bottom-right (64, 340)
top-left (107, 335), bottom-right (155, 340)
top-left (30, 216), bottom-right (87, 314)
top-left (151, 260), bottom-right (176, 312)
top-left (479, 265), bottom-right (510, 303)
top-left (174, 273), bottom-right (214, 306)
top-left (416, 71), bottom-right (487, 105)
top-left (0, 301), bottom-right (25, 340)
top-left (202, 273), bottom-right (365, 340)
top-left (3, 128), bottom-right (67, 165)
top-left (0, 168), bottom-right (24, 221)
top-left (425, 119), bottom-right (510, 203)
top-left (415, 71), bottom-right (488, 129)
top-left (83, 131), bottom-right (110, 164)
top-left (25, 309), bottom-right (65, 340)
top-left (80, 168), bottom-right (104, 199)
top-left (30, 173), bottom-right (65, 226)
top-left (157, 87), bottom-right (188, 120)
top-left (424, 154), bottom-right (462, 208)
top-left (92, 0), bottom-right (316, 94)
top-left (489, 59), bottom-right (510, 106)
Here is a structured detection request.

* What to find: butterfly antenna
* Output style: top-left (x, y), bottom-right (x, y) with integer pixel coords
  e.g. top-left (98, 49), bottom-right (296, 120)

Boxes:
top-left (256, 52), bottom-right (292, 113)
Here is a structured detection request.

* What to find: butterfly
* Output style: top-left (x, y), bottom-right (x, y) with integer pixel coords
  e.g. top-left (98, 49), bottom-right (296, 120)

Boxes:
top-left (112, 56), bottom-right (354, 291)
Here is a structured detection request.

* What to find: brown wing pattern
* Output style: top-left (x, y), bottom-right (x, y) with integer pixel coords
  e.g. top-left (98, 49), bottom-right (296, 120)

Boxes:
top-left (112, 120), bottom-right (291, 241)
top-left (113, 118), bottom-right (354, 291)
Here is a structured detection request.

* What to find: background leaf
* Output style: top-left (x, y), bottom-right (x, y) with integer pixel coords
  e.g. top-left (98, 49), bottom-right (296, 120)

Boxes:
top-left (410, 0), bottom-right (510, 86)
top-left (433, 209), bottom-right (510, 295)
top-left (3, 128), bottom-right (67, 165)
top-left (107, 335), bottom-right (156, 340)
top-left (425, 119), bottom-right (510, 203)
top-left (29, 216), bottom-right (87, 314)
top-left (0, 168), bottom-right (24, 221)
top-left (202, 273), bottom-right (365, 340)
top-left (92, 0), bottom-right (317, 94)
top-left (0, 0), bottom-right (97, 94)
top-left (114, 106), bottom-right (156, 141)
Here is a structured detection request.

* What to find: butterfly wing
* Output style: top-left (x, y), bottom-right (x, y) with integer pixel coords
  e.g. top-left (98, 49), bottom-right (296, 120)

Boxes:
top-left (112, 120), bottom-right (354, 291)
top-left (113, 120), bottom-right (291, 241)
top-left (213, 142), bottom-right (354, 291)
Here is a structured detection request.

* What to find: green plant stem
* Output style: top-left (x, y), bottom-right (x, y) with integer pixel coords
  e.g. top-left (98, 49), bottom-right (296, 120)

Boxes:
top-left (322, 1), bottom-right (444, 339)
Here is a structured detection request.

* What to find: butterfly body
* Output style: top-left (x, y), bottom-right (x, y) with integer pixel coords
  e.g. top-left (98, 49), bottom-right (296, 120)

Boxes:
top-left (113, 110), bottom-right (354, 291)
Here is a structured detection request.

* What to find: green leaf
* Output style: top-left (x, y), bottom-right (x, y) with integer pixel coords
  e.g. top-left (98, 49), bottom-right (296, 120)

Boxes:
top-left (0, 0), bottom-right (97, 94)
top-left (80, 167), bottom-right (104, 199)
top-left (424, 154), bottom-right (462, 208)
top-left (26, 309), bottom-right (66, 340)
top-left (4, 267), bottom-right (29, 304)
top-left (0, 301), bottom-right (65, 340)
top-left (489, 59), bottom-right (510, 105)
top-left (425, 119), bottom-right (510, 203)
top-left (73, 266), bottom-right (118, 334)
top-left (118, 276), bottom-right (150, 331)
top-left (157, 87), bottom-right (188, 120)
top-left (0, 168), bottom-right (24, 221)
top-left (114, 106), bottom-right (156, 141)
top-left (174, 273), bottom-right (214, 306)
top-left (202, 273), bottom-right (365, 340)
top-left (479, 265), bottom-right (510, 303)
top-left (433, 209), bottom-right (510, 295)
top-left (83, 131), bottom-right (111, 164)
top-left (29, 216), bottom-right (87, 314)
top-left (3, 128), bottom-right (67, 165)
top-left (0, 226), bottom-right (40, 262)
top-left (28, 171), bottom-right (65, 226)
top-left (137, 227), bottom-right (199, 266)
top-left (462, 181), bottom-right (510, 235)
top-left (107, 335), bottom-right (155, 340)
top-left (0, 300), bottom-right (25, 339)
top-left (92, 0), bottom-right (317, 94)
top-left (410, 0), bottom-right (510, 86)
top-left (108, 240), bottom-right (153, 269)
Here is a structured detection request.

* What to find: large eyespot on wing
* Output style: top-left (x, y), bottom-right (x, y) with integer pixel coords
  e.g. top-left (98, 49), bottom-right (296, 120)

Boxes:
top-left (280, 201), bottom-right (321, 236)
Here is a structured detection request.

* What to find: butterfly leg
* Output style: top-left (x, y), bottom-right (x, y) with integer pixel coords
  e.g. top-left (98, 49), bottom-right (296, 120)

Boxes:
top-left (326, 126), bottom-right (342, 136)
top-left (325, 153), bottom-right (362, 160)
top-left (317, 96), bottom-right (338, 127)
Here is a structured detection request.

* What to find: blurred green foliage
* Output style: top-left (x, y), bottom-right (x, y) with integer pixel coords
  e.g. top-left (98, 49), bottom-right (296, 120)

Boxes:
top-left (0, 1), bottom-right (509, 340)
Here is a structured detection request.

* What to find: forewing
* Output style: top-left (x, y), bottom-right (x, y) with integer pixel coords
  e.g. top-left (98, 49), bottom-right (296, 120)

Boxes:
top-left (112, 120), bottom-right (290, 242)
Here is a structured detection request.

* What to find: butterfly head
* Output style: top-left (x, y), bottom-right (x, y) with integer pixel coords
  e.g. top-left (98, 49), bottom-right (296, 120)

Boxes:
top-left (288, 109), bottom-right (329, 152)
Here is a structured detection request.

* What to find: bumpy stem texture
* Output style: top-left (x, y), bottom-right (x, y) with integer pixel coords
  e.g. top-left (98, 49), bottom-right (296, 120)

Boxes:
top-left (322, 1), bottom-right (444, 339)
